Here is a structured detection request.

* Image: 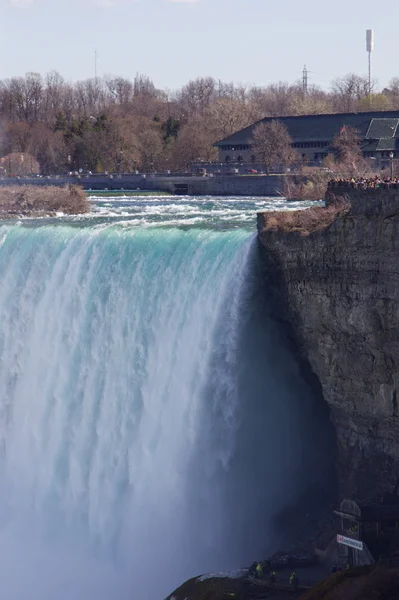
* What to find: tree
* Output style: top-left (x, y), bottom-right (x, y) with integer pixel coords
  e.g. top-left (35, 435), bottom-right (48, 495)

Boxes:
top-left (103, 116), bottom-right (140, 173)
top-left (178, 77), bottom-right (217, 117)
top-left (169, 118), bottom-right (217, 169)
top-left (161, 116), bottom-right (180, 142)
top-left (357, 93), bottom-right (392, 112)
top-left (331, 74), bottom-right (372, 113)
top-left (330, 126), bottom-right (370, 177)
top-left (251, 120), bottom-right (296, 174)
top-left (0, 152), bottom-right (39, 176)
top-left (383, 78), bottom-right (399, 110)
top-left (4, 122), bottom-right (32, 153)
top-left (30, 124), bottom-right (67, 174)
top-left (206, 97), bottom-right (256, 138)
top-left (332, 125), bottom-right (361, 163)
top-left (137, 123), bottom-right (163, 171)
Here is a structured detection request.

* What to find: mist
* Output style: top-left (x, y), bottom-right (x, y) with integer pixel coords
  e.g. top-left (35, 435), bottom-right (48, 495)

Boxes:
top-left (0, 222), bottom-right (335, 599)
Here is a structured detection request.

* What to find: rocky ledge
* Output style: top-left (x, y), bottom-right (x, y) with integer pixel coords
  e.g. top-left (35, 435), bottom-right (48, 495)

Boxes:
top-left (257, 188), bottom-right (399, 502)
top-left (166, 561), bottom-right (399, 600)
top-left (165, 569), bottom-right (303, 600)
top-left (0, 185), bottom-right (90, 218)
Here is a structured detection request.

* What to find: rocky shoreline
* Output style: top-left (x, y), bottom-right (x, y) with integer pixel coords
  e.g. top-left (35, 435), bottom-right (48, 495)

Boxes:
top-left (0, 185), bottom-right (90, 218)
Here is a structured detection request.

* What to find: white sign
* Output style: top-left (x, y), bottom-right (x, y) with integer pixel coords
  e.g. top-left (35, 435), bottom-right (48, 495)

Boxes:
top-left (337, 534), bottom-right (364, 551)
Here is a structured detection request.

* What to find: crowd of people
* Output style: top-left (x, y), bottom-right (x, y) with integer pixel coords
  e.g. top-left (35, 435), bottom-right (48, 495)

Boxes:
top-left (328, 176), bottom-right (399, 190)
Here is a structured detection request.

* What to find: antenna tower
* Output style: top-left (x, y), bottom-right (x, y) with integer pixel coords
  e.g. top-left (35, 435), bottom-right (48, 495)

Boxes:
top-left (366, 30), bottom-right (374, 103)
top-left (302, 65), bottom-right (308, 95)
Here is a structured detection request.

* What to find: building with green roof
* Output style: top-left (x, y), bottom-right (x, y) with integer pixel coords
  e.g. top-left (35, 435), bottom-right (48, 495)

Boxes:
top-left (215, 111), bottom-right (399, 164)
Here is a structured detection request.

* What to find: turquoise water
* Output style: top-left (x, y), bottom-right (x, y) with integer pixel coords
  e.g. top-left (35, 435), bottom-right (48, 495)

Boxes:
top-left (0, 196), bottom-right (324, 600)
top-left (28, 194), bottom-right (316, 230)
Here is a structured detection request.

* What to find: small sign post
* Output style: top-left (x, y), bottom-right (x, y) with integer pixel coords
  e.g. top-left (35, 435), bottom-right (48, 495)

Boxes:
top-left (337, 534), bottom-right (364, 551)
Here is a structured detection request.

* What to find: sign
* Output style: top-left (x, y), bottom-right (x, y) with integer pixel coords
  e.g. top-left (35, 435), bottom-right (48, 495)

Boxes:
top-left (337, 534), bottom-right (364, 551)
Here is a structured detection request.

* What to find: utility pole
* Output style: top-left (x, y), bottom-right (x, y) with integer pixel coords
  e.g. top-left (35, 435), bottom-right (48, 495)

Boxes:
top-left (366, 30), bottom-right (374, 107)
top-left (302, 65), bottom-right (308, 96)
top-left (95, 49), bottom-right (98, 82)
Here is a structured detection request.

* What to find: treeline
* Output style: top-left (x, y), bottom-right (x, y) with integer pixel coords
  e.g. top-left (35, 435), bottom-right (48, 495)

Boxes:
top-left (2, 71), bottom-right (399, 175)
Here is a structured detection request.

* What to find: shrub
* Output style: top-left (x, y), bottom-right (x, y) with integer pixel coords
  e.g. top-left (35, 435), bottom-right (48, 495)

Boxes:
top-left (259, 196), bottom-right (350, 236)
top-left (0, 185), bottom-right (90, 216)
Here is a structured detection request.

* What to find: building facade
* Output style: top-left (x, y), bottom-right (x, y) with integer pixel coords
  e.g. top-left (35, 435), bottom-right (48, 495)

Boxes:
top-left (215, 111), bottom-right (399, 164)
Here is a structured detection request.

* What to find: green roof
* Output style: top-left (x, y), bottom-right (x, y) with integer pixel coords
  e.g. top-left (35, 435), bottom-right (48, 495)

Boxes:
top-left (360, 140), bottom-right (379, 152)
top-left (366, 118), bottom-right (399, 139)
top-left (216, 111), bottom-right (399, 146)
top-left (376, 138), bottom-right (397, 151)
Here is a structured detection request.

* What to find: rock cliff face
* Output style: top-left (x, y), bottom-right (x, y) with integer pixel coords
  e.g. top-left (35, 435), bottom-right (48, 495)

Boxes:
top-left (257, 188), bottom-right (399, 502)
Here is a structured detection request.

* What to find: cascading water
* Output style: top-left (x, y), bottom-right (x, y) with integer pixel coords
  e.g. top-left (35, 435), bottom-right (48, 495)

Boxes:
top-left (0, 196), bottom-right (334, 600)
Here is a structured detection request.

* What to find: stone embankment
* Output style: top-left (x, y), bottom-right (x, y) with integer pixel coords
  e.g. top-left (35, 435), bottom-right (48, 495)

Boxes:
top-left (0, 174), bottom-right (285, 197)
top-left (257, 187), bottom-right (399, 501)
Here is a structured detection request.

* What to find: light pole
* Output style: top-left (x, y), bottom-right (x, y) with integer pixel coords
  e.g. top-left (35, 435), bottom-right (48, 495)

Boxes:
top-left (390, 152), bottom-right (394, 179)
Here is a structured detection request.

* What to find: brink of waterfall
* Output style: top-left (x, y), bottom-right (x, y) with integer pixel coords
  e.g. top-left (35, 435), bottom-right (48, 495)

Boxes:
top-left (0, 196), bottom-right (334, 599)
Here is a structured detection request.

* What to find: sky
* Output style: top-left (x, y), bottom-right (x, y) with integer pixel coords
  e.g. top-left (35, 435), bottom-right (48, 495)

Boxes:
top-left (0, 0), bottom-right (398, 92)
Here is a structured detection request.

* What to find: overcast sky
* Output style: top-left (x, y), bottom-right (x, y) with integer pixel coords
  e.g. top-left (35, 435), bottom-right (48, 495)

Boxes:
top-left (0, 0), bottom-right (397, 91)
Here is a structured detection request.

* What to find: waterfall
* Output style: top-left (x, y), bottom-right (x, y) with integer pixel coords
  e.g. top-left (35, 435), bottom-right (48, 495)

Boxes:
top-left (0, 221), bottom-right (332, 599)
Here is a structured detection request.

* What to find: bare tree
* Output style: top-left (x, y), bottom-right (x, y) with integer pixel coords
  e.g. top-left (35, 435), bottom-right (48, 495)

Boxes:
top-left (206, 97), bottom-right (256, 138)
top-left (30, 123), bottom-right (67, 174)
top-left (248, 82), bottom-right (297, 118)
top-left (178, 77), bottom-right (217, 117)
top-left (332, 125), bottom-right (361, 162)
top-left (5, 122), bottom-right (32, 153)
top-left (330, 125), bottom-right (371, 177)
top-left (170, 118), bottom-right (217, 169)
top-left (331, 74), bottom-right (372, 112)
top-left (0, 68), bottom-right (398, 176)
top-left (104, 76), bottom-right (134, 107)
top-left (137, 122), bottom-right (163, 171)
top-left (381, 78), bottom-right (399, 110)
top-left (251, 120), bottom-right (296, 174)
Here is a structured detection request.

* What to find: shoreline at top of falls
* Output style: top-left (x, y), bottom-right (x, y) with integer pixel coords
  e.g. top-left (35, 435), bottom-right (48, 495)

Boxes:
top-left (0, 185), bottom-right (90, 219)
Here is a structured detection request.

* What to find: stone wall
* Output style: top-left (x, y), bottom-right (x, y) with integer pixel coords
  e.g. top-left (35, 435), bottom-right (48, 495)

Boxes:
top-left (152, 175), bottom-right (283, 196)
top-left (0, 174), bottom-right (285, 197)
top-left (257, 188), bottom-right (399, 501)
top-left (326, 185), bottom-right (399, 217)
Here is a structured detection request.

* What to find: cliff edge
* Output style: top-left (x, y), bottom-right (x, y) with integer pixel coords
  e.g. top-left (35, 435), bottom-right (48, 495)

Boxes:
top-left (257, 188), bottom-right (399, 501)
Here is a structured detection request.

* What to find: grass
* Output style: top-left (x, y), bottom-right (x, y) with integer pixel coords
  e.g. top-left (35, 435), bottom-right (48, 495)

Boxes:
top-left (0, 185), bottom-right (90, 217)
